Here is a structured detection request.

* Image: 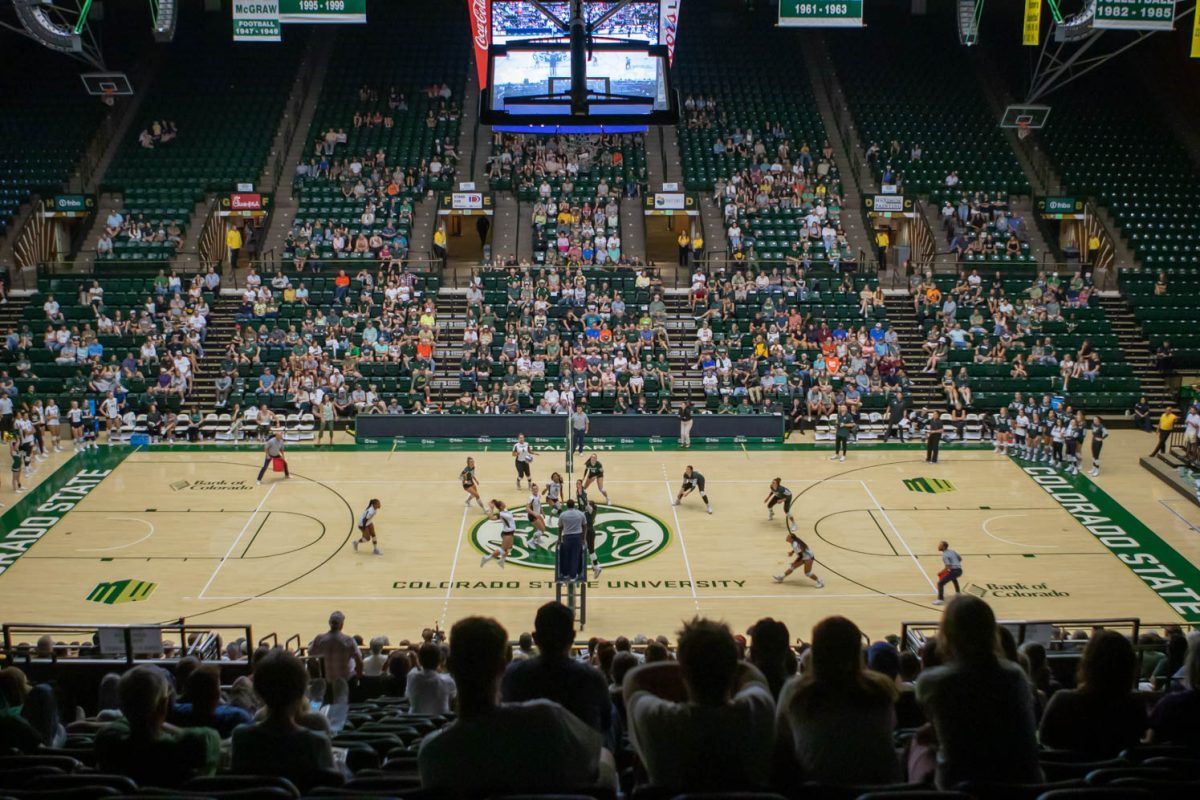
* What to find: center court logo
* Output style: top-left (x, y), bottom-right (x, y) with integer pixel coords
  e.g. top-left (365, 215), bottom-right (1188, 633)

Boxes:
top-left (469, 504), bottom-right (670, 570)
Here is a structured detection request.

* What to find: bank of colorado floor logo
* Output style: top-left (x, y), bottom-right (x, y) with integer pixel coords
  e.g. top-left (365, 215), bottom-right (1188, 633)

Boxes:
top-left (87, 579), bottom-right (156, 605)
top-left (469, 504), bottom-right (670, 569)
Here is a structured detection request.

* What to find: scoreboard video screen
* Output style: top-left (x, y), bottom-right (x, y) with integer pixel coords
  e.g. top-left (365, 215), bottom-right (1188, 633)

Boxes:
top-left (491, 0), bottom-right (660, 44)
top-left (490, 45), bottom-right (670, 117)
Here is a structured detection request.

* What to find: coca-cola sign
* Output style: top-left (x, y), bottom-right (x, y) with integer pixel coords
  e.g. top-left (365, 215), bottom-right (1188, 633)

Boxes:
top-left (470, 0), bottom-right (490, 90)
top-left (661, 0), bottom-right (681, 66)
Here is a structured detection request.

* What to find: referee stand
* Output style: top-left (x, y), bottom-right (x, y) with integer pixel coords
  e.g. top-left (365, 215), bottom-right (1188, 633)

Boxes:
top-left (557, 417), bottom-right (586, 627)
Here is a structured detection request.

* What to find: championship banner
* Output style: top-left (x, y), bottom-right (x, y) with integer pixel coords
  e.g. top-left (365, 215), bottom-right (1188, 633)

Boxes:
top-left (471, 0), bottom-right (491, 90)
top-left (661, 0), bottom-right (681, 65)
top-left (1023, 0), bottom-right (1042, 46)
top-left (232, 0), bottom-right (281, 42)
top-left (1193, 5), bottom-right (1200, 57)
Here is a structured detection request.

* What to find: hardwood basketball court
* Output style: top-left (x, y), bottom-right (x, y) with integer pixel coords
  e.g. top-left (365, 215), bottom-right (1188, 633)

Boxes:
top-left (2, 435), bottom-right (1199, 644)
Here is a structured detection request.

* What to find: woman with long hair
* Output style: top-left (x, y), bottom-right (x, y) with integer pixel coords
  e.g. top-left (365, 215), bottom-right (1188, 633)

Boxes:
top-left (1038, 629), bottom-right (1145, 757)
top-left (776, 616), bottom-right (899, 786)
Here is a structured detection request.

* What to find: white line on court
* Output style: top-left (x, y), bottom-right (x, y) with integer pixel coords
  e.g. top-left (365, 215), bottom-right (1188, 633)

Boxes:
top-left (77, 517), bottom-right (156, 552)
top-left (314, 479), bottom-right (866, 485)
top-left (662, 464), bottom-right (700, 612)
top-left (1158, 499), bottom-right (1200, 534)
top-left (439, 504), bottom-right (470, 627)
top-left (198, 484), bottom-right (276, 600)
top-left (195, 592), bottom-right (932, 602)
top-left (859, 480), bottom-right (937, 590)
top-left (980, 514), bottom-right (1058, 549)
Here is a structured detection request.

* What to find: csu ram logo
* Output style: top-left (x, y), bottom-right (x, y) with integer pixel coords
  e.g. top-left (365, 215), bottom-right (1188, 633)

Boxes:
top-left (469, 504), bottom-right (670, 570)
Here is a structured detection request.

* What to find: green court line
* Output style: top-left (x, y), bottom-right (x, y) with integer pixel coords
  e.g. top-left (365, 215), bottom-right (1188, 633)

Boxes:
top-left (0, 448), bottom-right (131, 581)
top-left (1013, 458), bottom-right (1200, 624)
top-left (119, 440), bottom-right (997, 454)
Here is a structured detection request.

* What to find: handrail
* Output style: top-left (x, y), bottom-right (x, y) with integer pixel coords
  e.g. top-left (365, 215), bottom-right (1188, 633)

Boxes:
top-left (285, 633), bottom-right (302, 651)
top-left (1084, 198), bottom-right (1123, 290)
top-left (36, 258), bottom-right (218, 278)
top-left (3, 621), bottom-right (254, 665)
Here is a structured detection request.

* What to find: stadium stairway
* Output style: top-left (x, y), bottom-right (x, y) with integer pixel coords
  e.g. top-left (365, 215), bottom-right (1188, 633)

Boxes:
top-left (882, 293), bottom-right (946, 412)
top-left (1095, 294), bottom-right (1175, 412)
top-left (489, 193), bottom-right (522, 261)
top-left (458, 53), bottom-right (484, 186)
top-left (432, 288), bottom-right (468, 406)
top-left (620, 195), bottom-right (648, 265)
top-left (917, 200), bottom-right (962, 274)
top-left (188, 293), bottom-right (244, 411)
top-left (664, 292), bottom-right (704, 406)
top-left (0, 296), bottom-right (31, 338)
top-left (256, 28), bottom-right (336, 261)
top-left (802, 34), bottom-right (875, 269)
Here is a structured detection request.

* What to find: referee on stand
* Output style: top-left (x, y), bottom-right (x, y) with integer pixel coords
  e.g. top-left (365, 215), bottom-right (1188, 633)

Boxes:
top-left (555, 499), bottom-right (588, 582)
top-left (925, 410), bottom-right (944, 464)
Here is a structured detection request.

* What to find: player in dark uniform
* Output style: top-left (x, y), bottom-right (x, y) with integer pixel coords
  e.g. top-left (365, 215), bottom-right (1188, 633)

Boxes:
top-left (831, 403), bottom-right (855, 461)
top-left (460, 457), bottom-right (486, 511)
top-left (673, 465), bottom-right (713, 514)
top-left (1089, 416), bottom-right (1109, 477)
top-left (581, 453), bottom-right (609, 502)
top-left (764, 477), bottom-right (797, 533)
top-left (773, 532), bottom-right (824, 588)
top-left (81, 401), bottom-right (98, 450)
top-left (993, 407), bottom-right (1011, 456)
top-left (575, 479), bottom-right (601, 579)
top-left (10, 437), bottom-right (23, 493)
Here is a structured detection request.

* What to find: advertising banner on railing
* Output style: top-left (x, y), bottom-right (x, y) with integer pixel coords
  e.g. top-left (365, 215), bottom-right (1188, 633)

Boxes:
top-left (661, 0), bottom-right (682, 64)
top-left (471, 0), bottom-right (491, 90)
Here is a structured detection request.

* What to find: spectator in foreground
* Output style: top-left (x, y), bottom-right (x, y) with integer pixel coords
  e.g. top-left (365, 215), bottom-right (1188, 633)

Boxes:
top-left (419, 616), bottom-right (611, 793)
top-left (170, 665), bottom-right (254, 738)
top-left (623, 617), bottom-right (775, 790)
top-left (0, 667), bottom-right (42, 753)
top-left (502, 601), bottom-right (611, 733)
top-left (1038, 629), bottom-right (1146, 756)
top-left (94, 665), bottom-right (220, 787)
top-left (916, 594), bottom-right (1042, 789)
top-left (776, 616), bottom-right (900, 786)
top-left (1148, 635), bottom-right (1200, 747)
top-left (309, 610), bottom-right (363, 688)
top-left (231, 649), bottom-right (334, 791)
top-left (748, 617), bottom-right (793, 698)
top-left (405, 642), bottom-right (456, 715)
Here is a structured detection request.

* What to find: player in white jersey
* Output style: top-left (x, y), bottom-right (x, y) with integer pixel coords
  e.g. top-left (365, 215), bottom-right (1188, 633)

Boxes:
top-left (1014, 412), bottom-right (1030, 458)
top-left (773, 532), bottom-right (824, 588)
top-left (14, 411), bottom-right (35, 475)
top-left (67, 402), bottom-right (85, 452)
top-left (525, 483), bottom-right (547, 549)
top-left (352, 499), bottom-right (382, 555)
top-left (543, 472), bottom-right (565, 518)
top-left (481, 499), bottom-right (517, 568)
top-left (100, 392), bottom-right (120, 444)
top-left (44, 399), bottom-right (62, 452)
top-left (512, 433), bottom-right (535, 489)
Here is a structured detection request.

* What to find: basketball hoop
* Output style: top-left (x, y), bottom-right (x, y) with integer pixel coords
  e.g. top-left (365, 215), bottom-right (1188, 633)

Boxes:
top-left (1017, 120), bottom-right (1031, 141)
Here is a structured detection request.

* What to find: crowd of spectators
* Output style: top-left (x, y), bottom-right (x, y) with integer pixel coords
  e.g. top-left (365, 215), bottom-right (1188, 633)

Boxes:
top-left (450, 260), bottom-right (676, 415)
top-left (685, 263), bottom-right (907, 422)
top-left (684, 97), bottom-right (852, 267)
top-left (488, 132), bottom-right (643, 267)
top-left (3, 597), bottom-right (1199, 794)
top-left (908, 268), bottom-right (1100, 401)
top-left (135, 119), bottom-right (178, 150)
top-left (96, 207), bottom-right (185, 260)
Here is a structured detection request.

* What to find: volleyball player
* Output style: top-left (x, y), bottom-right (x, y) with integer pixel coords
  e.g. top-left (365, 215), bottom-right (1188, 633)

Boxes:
top-left (82, 401), bottom-right (99, 449)
top-left (29, 400), bottom-right (47, 462)
top-left (1063, 414), bottom-right (1080, 475)
top-left (1013, 409), bottom-right (1029, 459)
top-left (480, 499), bottom-right (516, 569)
top-left (993, 406), bottom-right (1011, 455)
top-left (544, 472), bottom-right (565, 518)
top-left (14, 411), bottom-right (34, 476)
top-left (44, 398), bottom-right (62, 453)
top-left (353, 498), bottom-right (382, 555)
top-left (513, 433), bottom-right (535, 489)
top-left (460, 457), bottom-right (486, 511)
top-left (582, 453), bottom-right (609, 502)
top-left (773, 532), bottom-right (824, 587)
top-left (673, 465), bottom-right (713, 514)
top-left (576, 479), bottom-right (601, 579)
top-left (100, 391), bottom-right (120, 445)
top-left (764, 478), bottom-right (797, 533)
top-left (10, 436), bottom-right (23, 493)
top-left (68, 401), bottom-right (84, 452)
top-left (1088, 416), bottom-right (1109, 477)
top-left (526, 482), bottom-right (548, 550)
